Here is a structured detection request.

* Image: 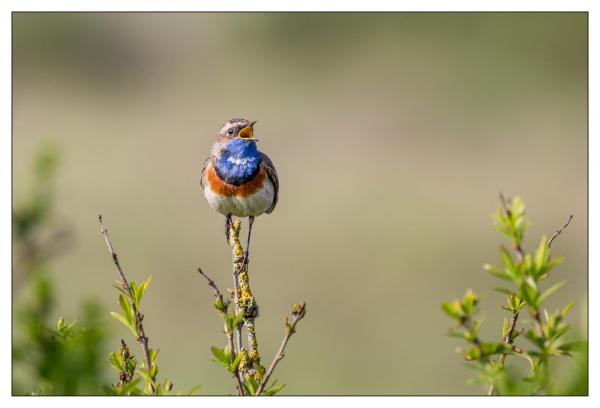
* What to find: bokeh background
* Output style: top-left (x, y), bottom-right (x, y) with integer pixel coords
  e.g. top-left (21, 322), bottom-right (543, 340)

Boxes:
top-left (12, 13), bottom-right (587, 395)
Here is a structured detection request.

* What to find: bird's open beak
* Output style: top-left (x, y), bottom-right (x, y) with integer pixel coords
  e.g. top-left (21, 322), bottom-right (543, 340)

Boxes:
top-left (238, 121), bottom-right (259, 141)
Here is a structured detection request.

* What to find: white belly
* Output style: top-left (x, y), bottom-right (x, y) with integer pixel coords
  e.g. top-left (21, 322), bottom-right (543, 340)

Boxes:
top-left (204, 179), bottom-right (275, 217)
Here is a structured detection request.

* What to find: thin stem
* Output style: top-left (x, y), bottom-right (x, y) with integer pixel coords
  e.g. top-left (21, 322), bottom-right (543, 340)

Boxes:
top-left (489, 196), bottom-right (526, 395)
top-left (548, 214), bottom-right (573, 248)
top-left (197, 268), bottom-right (245, 396)
top-left (255, 303), bottom-right (307, 396)
top-left (488, 311), bottom-right (520, 395)
top-left (532, 309), bottom-right (546, 341)
top-left (99, 215), bottom-right (155, 395)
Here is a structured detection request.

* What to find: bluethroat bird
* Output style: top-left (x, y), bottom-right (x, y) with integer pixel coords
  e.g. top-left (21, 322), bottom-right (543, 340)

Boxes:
top-left (201, 118), bottom-right (279, 263)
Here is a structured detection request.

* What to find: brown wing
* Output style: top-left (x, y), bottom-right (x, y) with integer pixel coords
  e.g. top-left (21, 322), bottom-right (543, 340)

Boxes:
top-left (200, 155), bottom-right (216, 189)
top-left (260, 152), bottom-right (279, 214)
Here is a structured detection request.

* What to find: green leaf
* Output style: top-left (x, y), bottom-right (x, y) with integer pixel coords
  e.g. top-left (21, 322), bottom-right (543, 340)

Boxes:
top-left (525, 329), bottom-right (544, 348)
top-left (119, 294), bottom-right (134, 325)
top-left (543, 256), bottom-right (564, 274)
top-left (462, 289), bottom-right (477, 315)
top-left (520, 277), bottom-right (538, 307)
top-left (512, 294), bottom-right (527, 312)
top-left (114, 377), bottom-right (143, 395)
top-left (537, 280), bottom-right (567, 305)
top-left (148, 348), bottom-right (160, 369)
top-left (499, 246), bottom-right (515, 271)
top-left (57, 317), bottom-right (66, 332)
top-left (136, 366), bottom-right (150, 380)
top-left (158, 379), bottom-right (173, 395)
top-left (210, 346), bottom-right (229, 366)
top-left (441, 300), bottom-right (463, 320)
top-left (502, 318), bottom-right (510, 338)
top-left (533, 236), bottom-right (550, 278)
top-left (110, 312), bottom-right (138, 337)
top-left (225, 315), bottom-right (234, 332)
top-left (550, 324), bottom-right (571, 341)
top-left (188, 385), bottom-right (203, 395)
top-left (263, 382), bottom-right (286, 396)
top-left (484, 263), bottom-right (512, 281)
top-left (214, 296), bottom-right (225, 312)
top-left (493, 287), bottom-right (514, 295)
top-left (129, 281), bottom-right (138, 303)
top-left (108, 351), bottom-right (124, 371)
top-left (112, 282), bottom-right (129, 297)
top-left (511, 196), bottom-right (525, 215)
top-left (464, 346), bottom-right (481, 361)
top-left (447, 329), bottom-right (470, 340)
top-left (244, 374), bottom-right (258, 395)
top-left (561, 303), bottom-right (575, 317)
top-left (230, 352), bottom-right (243, 372)
top-left (232, 311), bottom-right (245, 328)
top-left (223, 344), bottom-right (232, 360)
top-left (557, 341), bottom-right (587, 353)
top-left (150, 363), bottom-right (159, 380)
top-left (480, 342), bottom-right (513, 357)
top-left (135, 275), bottom-right (152, 308)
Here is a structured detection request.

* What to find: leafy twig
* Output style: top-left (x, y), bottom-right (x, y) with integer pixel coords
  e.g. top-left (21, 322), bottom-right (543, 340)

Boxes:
top-left (499, 192), bottom-right (525, 262)
top-left (98, 214), bottom-right (155, 395)
top-left (488, 310), bottom-right (521, 395)
top-left (197, 268), bottom-right (245, 396)
top-left (256, 303), bottom-right (307, 396)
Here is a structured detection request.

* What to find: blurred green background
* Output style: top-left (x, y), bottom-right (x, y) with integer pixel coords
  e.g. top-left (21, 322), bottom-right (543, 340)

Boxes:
top-left (12, 13), bottom-right (587, 395)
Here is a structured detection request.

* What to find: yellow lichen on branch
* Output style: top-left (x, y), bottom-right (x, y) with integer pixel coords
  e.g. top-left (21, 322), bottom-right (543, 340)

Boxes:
top-left (229, 220), bottom-right (265, 381)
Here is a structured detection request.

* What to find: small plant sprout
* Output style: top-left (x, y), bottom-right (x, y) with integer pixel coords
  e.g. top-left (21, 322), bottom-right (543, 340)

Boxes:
top-left (442, 194), bottom-right (584, 395)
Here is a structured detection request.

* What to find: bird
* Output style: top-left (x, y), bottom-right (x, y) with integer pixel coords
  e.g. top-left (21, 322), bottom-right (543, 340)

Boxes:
top-left (201, 118), bottom-right (279, 264)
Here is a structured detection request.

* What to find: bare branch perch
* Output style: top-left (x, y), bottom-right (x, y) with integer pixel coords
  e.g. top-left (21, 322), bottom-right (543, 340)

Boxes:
top-left (256, 302), bottom-right (307, 395)
top-left (548, 214), bottom-right (574, 248)
top-left (98, 214), bottom-right (155, 395)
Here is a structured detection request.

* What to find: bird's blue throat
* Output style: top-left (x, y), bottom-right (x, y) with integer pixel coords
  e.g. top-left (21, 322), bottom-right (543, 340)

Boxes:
top-left (215, 139), bottom-right (262, 185)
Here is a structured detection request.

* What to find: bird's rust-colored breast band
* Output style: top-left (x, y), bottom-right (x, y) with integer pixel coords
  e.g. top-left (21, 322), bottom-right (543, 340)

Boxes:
top-left (207, 165), bottom-right (266, 197)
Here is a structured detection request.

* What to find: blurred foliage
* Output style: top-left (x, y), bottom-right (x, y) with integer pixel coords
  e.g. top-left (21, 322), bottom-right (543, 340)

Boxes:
top-left (13, 142), bottom-right (68, 284)
top-left (442, 195), bottom-right (587, 395)
top-left (12, 143), bottom-right (109, 395)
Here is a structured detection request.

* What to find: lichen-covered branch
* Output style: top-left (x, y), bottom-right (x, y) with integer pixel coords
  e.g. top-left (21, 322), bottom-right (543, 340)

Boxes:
top-left (229, 220), bottom-right (264, 380)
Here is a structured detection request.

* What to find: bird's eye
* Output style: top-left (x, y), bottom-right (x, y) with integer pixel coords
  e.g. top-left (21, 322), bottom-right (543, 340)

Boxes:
top-left (227, 128), bottom-right (235, 135)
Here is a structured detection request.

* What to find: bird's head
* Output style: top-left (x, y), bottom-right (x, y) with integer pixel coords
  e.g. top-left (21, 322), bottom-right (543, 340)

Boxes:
top-left (221, 118), bottom-right (258, 140)
top-left (212, 118), bottom-right (258, 156)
